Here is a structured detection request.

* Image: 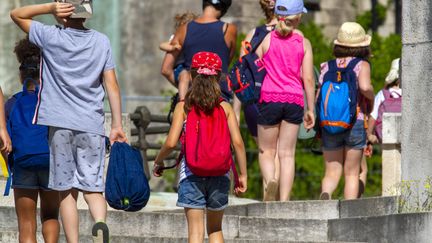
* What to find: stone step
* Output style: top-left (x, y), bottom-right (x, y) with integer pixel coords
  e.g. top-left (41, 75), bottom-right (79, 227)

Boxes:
top-left (0, 231), bottom-right (366, 243)
top-left (172, 196), bottom-right (398, 220)
top-left (328, 212), bottom-right (432, 243)
top-left (224, 200), bottom-right (339, 220)
top-left (0, 206), bottom-right (329, 241)
top-left (239, 217), bottom-right (328, 242)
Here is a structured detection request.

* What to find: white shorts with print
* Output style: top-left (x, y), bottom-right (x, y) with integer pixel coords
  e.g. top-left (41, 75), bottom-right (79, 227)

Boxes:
top-left (48, 127), bottom-right (106, 192)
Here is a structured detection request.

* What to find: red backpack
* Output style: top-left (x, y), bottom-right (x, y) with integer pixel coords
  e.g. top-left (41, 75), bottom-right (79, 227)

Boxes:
top-left (375, 89), bottom-right (402, 142)
top-left (184, 103), bottom-right (233, 177)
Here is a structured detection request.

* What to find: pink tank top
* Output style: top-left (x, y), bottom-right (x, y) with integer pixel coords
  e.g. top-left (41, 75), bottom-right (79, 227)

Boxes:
top-left (260, 31), bottom-right (305, 107)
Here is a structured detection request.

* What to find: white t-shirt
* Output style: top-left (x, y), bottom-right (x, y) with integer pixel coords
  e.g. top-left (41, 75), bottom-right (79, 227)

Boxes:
top-left (371, 87), bottom-right (402, 120)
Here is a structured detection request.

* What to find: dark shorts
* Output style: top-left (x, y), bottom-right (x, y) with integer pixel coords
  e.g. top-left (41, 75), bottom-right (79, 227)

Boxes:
top-left (174, 64), bottom-right (186, 85)
top-left (177, 175), bottom-right (230, 211)
top-left (244, 103), bottom-right (259, 137)
top-left (12, 164), bottom-right (50, 190)
top-left (257, 102), bottom-right (304, 126)
top-left (321, 119), bottom-right (367, 151)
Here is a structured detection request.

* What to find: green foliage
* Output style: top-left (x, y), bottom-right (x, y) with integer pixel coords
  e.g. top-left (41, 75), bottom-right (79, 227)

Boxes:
top-left (390, 177), bottom-right (432, 213)
top-left (298, 22), bottom-right (333, 68)
top-left (369, 33), bottom-right (402, 91)
top-left (356, 3), bottom-right (387, 31)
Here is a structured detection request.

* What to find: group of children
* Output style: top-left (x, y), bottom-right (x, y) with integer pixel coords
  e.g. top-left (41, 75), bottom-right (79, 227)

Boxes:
top-left (1, 0), bottom-right (401, 242)
top-left (155, 0), bottom-right (400, 240)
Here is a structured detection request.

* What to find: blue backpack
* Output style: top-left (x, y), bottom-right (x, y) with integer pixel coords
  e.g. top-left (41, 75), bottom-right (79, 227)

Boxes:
top-left (7, 79), bottom-right (49, 169)
top-left (317, 58), bottom-right (362, 134)
top-left (105, 142), bottom-right (150, 212)
top-left (228, 25), bottom-right (269, 104)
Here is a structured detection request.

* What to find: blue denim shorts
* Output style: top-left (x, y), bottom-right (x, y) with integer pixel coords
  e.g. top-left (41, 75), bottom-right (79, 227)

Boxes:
top-left (177, 175), bottom-right (230, 211)
top-left (321, 119), bottom-right (367, 151)
top-left (174, 64), bottom-right (186, 85)
top-left (12, 164), bottom-right (50, 190)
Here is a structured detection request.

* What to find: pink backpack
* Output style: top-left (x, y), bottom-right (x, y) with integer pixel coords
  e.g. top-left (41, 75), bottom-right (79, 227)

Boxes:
top-left (375, 89), bottom-right (401, 142)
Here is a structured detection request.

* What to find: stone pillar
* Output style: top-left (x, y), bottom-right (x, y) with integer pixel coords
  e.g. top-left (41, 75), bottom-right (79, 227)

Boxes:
top-left (401, 1), bottom-right (432, 201)
top-left (381, 113), bottom-right (401, 196)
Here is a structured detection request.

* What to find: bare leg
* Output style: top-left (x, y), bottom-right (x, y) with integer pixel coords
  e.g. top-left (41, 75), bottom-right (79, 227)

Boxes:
top-left (321, 149), bottom-right (344, 198)
top-left (59, 189), bottom-right (79, 243)
top-left (277, 121), bottom-right (300, 201)
top-left (207, 210), bottom-right (224, 243)
top-left (358, 155), bottom-right (368, 197)
top-left (178, 71), bottom-right (191, 100)
top-left (257, 124), bottom-right (280, 201)
top-left (344, 148), bottom-right (363, 199)
top-left (39, 190), bottom-right (60, 243)
top-left (83, 191), bottom-right (107, 223)
top-left (185, 208), bottom-right (205, 243)
top-left (14, 189), bottom-right (38, 243)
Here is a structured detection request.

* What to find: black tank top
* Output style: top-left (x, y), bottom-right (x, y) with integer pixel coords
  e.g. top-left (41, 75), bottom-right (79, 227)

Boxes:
top-left (183, 21), bottom-right (230, 73)
top-left (183, 20), bottom-right (232, 100)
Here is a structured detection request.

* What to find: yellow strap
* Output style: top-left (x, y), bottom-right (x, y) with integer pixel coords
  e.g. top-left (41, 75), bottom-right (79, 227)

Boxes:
top-left (0, 153), bottom-right (9, 178)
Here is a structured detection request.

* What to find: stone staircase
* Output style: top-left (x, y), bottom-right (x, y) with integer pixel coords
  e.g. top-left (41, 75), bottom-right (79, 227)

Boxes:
top-left (0, 183), bottom-right (431, 243)
top-left (0, 191), bottom-right (414, 243)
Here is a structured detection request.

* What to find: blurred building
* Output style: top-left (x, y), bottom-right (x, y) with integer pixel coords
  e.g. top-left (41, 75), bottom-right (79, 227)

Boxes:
top-left (0, 0), bottom-right (398, 113)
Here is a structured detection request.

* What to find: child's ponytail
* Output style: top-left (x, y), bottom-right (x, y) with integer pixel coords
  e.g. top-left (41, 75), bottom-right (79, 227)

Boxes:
top-left (275, 14), bottom-right (302, 37)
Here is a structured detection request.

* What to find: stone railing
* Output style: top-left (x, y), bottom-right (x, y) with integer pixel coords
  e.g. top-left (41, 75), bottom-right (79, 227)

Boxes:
top-left (381, 113), bottom-right (402, 196)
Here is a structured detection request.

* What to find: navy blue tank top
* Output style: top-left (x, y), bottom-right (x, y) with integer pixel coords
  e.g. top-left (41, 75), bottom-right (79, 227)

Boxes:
top-left (183, 20), bottom-right (232, 100)
top-left (183, 21), bottom-right (230, 73)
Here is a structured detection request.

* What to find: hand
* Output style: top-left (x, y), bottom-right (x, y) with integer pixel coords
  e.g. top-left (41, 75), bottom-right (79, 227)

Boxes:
top-left (0, 129), bottom-right (11, 154)
top-left (153, 162), bottom-right (165, 177)
top-left (367, 134), bottom-right (378, 145)
top-left (173, 44), bottom-right (182, 51)
top-left (51, 2), bottom-right (75, 18)
top-left (234, 174), bottom-right (247, 196)
top-left (303, 110), bottom-right (315, 130)
top-left (364, 143), bottom-right (373, 158)
top-left (109, 127), bottom-right (128, 145)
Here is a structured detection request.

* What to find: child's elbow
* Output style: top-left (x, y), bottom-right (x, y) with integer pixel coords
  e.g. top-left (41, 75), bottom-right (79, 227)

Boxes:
top-left (165, 140), bottom-right (177, 150)
top-left (10, 10), bottom-right (18, 22)
top-left (232, 139), bottom-right (245, 152)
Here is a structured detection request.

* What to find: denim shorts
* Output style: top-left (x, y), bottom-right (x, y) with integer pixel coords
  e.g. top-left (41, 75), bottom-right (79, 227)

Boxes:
top-left (177, 175), bottom-right (230, 211)
top-left (321, 119), bottom-right (367, 151)
top-left (174, 64), bottom-right (186, 85)
top-left (12, 164), bottom-right (50, 190)
top-left (257, 102), bottom-right (304, 126)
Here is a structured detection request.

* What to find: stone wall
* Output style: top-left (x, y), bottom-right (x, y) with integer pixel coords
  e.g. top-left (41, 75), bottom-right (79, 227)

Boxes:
top-left (401, 0), bottom-right (432, 202)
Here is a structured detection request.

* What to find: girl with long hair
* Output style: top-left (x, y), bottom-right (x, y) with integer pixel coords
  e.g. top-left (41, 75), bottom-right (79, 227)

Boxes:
top-left (154, 52), bottom-right (247, 243)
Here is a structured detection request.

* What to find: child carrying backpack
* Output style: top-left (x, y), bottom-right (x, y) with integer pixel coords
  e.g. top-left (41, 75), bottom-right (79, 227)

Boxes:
top-left (317, 22), bottom-right (375, 200)
top-left (153, 52), bottom-right (247, 242)
top-left (367, 58), bottom-right (401, 144)
top-left (6, 38), bottom-right (59, 243)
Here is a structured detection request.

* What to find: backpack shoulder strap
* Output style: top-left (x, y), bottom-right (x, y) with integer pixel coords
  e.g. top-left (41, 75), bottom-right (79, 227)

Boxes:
top-left (250, 25), bottom-right (270, 52)
top-left (383, 89), bottom-right (391, 100)
top-left (346, 58), bottom-right (363, 70)
top-left (327, 59), bottom-right (338, 71)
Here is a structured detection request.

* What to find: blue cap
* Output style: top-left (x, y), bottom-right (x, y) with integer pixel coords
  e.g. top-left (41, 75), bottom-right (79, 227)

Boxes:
top-left (274, 0), bottom-right (308, 16)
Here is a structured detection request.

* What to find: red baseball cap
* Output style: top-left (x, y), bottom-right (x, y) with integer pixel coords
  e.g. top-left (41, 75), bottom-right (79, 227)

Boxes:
top-left (191, 52), bottom-right (222, 76)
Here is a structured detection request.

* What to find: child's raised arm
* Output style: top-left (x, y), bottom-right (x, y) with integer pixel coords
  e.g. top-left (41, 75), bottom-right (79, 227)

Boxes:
top-left (222, 102), bottom-right (247, 195)
top-left (10, 2), bottom-right (74, 33)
